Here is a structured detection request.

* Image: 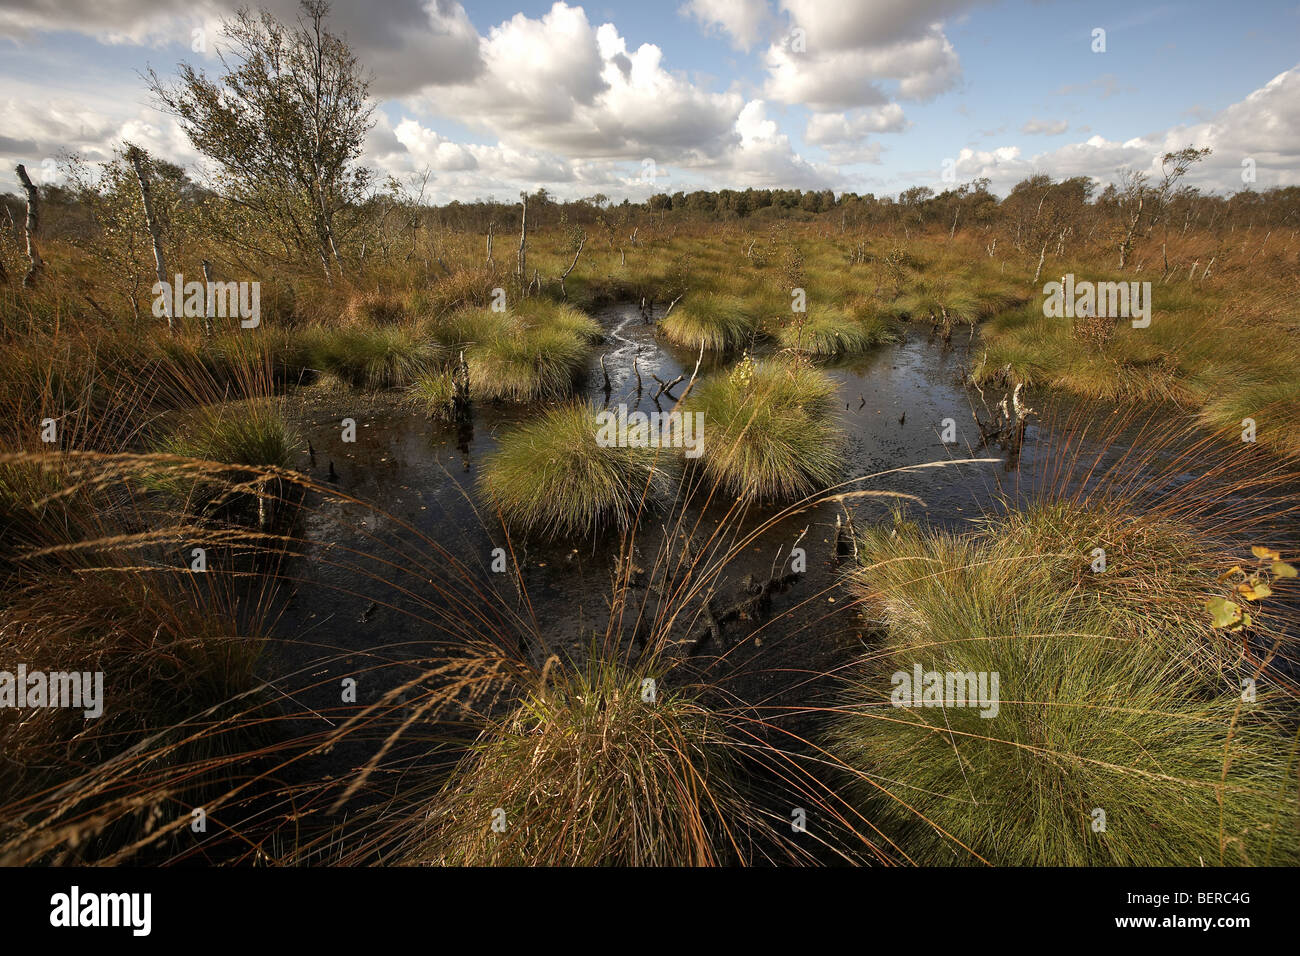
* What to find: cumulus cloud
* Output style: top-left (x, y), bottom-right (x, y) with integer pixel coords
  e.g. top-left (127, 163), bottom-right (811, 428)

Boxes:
top-left (777, 0), bottom-right (985, 52)
top-left (0, 78), bottom-right (202, 189)
top-left (950, 66), bottom-right (1300, 194)
top-left (7, 0), bottom-right (1293, 204)
top-left (0, 0), bottom-right (483, 95)
top-left (680, 0), bottom-right (770, 51)
top-left (0, 0), bottom-right (837, 198)
top-left (721, 99), bottom-right (835, 187)
top-left (761, 0), bottom-right (981, 111)
top-left (406, 5), bottom-right (745, 168)
top-left (375, 99), bottom-right (836, 201)
top-left (806, 105), bottom-right (908, 144)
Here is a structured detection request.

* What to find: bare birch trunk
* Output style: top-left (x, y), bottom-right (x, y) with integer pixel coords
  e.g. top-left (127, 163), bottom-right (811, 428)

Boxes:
top-left (559, 235), bottom-right (585, 298)
top-left (15, 164), bottom-right (43, 288)
top-left (325, 218), bottom-right (345, 277)
top-left (517, 192), bottom-right (528, 296)
top-left (128, 147), bottom-right (172, 332)
top-left (201, 258), bottom-right (215, 335)
top-left (1119, 197), bottom-right (1142, 269)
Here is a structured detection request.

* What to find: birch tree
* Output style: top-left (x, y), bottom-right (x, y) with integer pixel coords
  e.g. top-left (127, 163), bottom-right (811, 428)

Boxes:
top-left (148, 1), bottom-right (374, 281)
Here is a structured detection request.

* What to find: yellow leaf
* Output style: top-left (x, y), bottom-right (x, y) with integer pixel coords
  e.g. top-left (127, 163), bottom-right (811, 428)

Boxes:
top-left (1206, 597), bottom-right (1243, 629)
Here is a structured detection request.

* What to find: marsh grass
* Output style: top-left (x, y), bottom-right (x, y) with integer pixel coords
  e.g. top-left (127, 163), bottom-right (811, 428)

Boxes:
top-left (0, 457), bottom-right (106, 586)
top-left (401, 653), bottom-right (752, 865)
top-left (827, 503), bottom-right (1300, 865)
top-left (775, 306), bottom-right (894, 355)
top-left (304, 322), bottom-right (440, 389)
top-left (465, 321), bottom-right (589, 403)
top-left (343, 289), bottom-right (406, 326)
top-left (686, 358), bottom-right (842, 500)
top-left (3, 221), bottom-right (1298, 869)
top-left (0, 448), bottom-right (285, 864)
top-left (977, 267), bottom-right (1300, 458)
top-left (157, 398), bottom-right (299, 469)
top-left (410, 370), bottom-right (457, 420)
top-left (478, 402), bottom-right (675, 537)
top-left (429, 300), bottom-right (598, 404)
top-left (660, 293), bottom-right (759, 352)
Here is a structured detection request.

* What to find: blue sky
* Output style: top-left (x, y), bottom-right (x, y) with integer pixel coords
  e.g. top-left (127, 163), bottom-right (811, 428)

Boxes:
top-left (2, 0), bottom-right (1298, 200)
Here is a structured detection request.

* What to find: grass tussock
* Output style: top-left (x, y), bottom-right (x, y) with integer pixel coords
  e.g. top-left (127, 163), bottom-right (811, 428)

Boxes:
top-left (0, 563), bottom-right (274, 863)
top-left (776, 306), bottom-right (893, 355)
top-left (342, 289), bottom-right (406, 326)
top-left (828, 503), bottom-right (1300, 866)
top-left (660, 293), bottom-right (758, 352)
top-left (401, 656), bottom-right (750, 866)
top-left (687, 356), bottom-right (842, 500)
top-left (478, 401), bottom-right (674, 537)
top-left (156, 398), bottom-right (299, 469)
top-left (429, 300), bottom-right (599, 404)
top-left (304, 323), bottom-right (440, 390)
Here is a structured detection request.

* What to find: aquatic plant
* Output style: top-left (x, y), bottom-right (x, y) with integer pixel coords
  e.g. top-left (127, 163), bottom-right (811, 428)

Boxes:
top-left (435, 302), bottom-right (598, 403)
top-left (157, 398), bottom-right (299, 469)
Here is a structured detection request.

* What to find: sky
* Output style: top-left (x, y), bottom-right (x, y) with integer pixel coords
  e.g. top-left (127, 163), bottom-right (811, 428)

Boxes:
top-left (1, 0), bottom-right (1298, 202)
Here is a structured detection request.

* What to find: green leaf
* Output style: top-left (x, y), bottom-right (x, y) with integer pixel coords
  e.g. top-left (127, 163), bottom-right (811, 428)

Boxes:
top-left (1272, 561), bottom-right (1297, 578)
top-left (1250, 581), bottom-right (1273, 600)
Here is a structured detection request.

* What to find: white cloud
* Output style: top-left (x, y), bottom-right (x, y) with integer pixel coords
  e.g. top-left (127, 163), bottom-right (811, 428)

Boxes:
top-left (950, 66), bottom-right (1300, 194)
top-left (806, 105), bottom-right (908, 144)
top-left (0, 0), bottom-right (483, 95)
top-left (0, 0), bottom-right (841, 198)
top-left (778, 0), bottom-right (985, 52)
top-left (761, 0), bottom-right (980, 112)
top-left (0, 78), bottom-right (201, 189)
top-left (680, 0), bottom-right (770, 51)
top-left (408, 4), bottom-right (748, 169)
top-left (1021, 118), bottom-right (1069, 135)
top-left (720, 99), bottom-right (836, 187)
top-left (7, 0), bottom-right (1293, 203)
